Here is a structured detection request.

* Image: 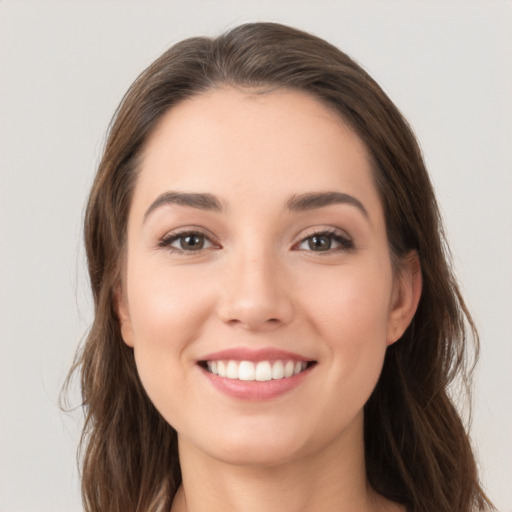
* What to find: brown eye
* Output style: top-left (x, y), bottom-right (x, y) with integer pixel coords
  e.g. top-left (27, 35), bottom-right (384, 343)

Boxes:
top-left (296, 230), bottom-right (354, 253)
top-left (308, 235), bottom-right (332, 251)
top-left (178, 234), bottom-right (206, 251)
top-left (159, 231), bottom-right (216, 253)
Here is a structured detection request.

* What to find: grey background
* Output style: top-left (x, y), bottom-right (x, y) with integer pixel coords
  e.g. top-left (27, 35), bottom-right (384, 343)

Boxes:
top-left (0, 1), bottom-right (511, 511)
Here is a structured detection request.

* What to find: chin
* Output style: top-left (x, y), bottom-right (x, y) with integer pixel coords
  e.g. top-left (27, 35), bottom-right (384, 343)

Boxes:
top-left (207, 435), bottom-right (309, 468)
top-left (178, 413), bottom-right (348, 469)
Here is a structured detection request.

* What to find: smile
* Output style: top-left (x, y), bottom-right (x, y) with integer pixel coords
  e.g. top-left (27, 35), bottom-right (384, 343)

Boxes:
top-left (205, 360), bottom-right (310, 381)
top-left (198, 348), bottom-right (317, 400)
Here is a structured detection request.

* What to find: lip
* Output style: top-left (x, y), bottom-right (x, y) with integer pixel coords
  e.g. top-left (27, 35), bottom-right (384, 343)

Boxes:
top-left (197, 347), bottom-right (317, 401)
top-left (199, 347), bottom-right (312, 363)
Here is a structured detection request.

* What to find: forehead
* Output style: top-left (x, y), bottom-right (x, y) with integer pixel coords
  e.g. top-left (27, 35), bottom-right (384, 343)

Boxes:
top-left (133, 87), bottom-right (382, 222)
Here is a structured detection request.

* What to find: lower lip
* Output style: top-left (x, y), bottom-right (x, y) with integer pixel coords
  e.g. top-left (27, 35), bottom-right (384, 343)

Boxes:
top-left (201, 365), bottom-right (314, 401)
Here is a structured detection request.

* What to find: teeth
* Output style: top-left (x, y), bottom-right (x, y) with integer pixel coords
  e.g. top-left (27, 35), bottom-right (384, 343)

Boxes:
top-left (284, 361), bottom-right (295, 378)
top-left (226, 360), bottom-right (238, 379)
top-left (217, 361), bottom-right (226, 377)
top-left (271, 360), bottom-right (284, 379)
top-left (255, 361), bottom-right (272, 381)
top-left (205, 359), bottom-right (309, 381)
top-left (238, 361), bottom-right (255, 381)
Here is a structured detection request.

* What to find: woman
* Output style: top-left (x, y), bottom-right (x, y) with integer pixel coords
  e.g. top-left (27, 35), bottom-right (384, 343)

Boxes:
top-left (70, 22), bottom-right (494, 512)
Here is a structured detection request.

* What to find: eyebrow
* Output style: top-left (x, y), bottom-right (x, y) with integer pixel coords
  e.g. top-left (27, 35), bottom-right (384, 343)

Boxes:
top-left (144, 191), bottom-right (223, 221)
top-left (143, 190), bottom-right (369, 221)
top-left (286, 191), bottom-right (369, 218)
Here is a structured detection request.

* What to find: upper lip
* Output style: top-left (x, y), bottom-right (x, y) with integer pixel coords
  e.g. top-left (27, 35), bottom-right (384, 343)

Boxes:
top-left (199, 347), bottom-right (315, 363)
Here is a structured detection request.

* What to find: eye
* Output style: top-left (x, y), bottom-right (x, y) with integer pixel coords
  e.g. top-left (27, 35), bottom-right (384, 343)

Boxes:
top-left (158, 230), bottom-right (217, 254)
top-left (296, 229), bottom-right (354, 252)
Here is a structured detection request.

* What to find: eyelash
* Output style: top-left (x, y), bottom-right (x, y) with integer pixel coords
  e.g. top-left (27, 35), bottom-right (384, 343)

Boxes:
top-left (157, 228), bottom-right (354, 255)
top-left (158, 229), bottom-right (219, 254)
top-left (293, 228), bottom-right (354, 253)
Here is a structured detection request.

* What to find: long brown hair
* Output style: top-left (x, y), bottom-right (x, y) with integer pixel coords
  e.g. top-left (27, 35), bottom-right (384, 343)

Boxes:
top-left (66, 22), bottom-right (494, 512)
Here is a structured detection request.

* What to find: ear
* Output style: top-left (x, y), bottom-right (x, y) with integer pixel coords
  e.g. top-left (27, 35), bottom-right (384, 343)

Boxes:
top-left (114, 283), bottom-right (135, 348)
top-left (386, 251), bottom-right (422, 345)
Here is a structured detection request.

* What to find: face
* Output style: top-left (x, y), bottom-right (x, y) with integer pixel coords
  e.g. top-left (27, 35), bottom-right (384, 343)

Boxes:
top-left (118, 88), bottom-right (420, 467)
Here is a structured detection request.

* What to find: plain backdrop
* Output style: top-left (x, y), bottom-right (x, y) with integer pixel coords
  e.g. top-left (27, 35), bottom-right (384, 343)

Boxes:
top-left (0, 1), bottom-right (511, 511)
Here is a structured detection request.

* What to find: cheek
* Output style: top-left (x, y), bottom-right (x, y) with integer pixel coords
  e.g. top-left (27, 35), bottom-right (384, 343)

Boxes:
top-left (301, 263), bottom-right (392, 391)
top-left (125, 263), bottom-right (216, 411)
top-left (304, 262), bottom-right (393, 339)
top-left (127, 261), bottom-right (214, 346)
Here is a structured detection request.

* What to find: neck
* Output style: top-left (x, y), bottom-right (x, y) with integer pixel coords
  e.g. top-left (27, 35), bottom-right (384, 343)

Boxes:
top-left (171, 412), bottom-right (401, 512)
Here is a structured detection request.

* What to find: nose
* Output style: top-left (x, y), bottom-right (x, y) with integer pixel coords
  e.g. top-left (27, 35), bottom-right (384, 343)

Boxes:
top-left (216, 248), bottom-right (294, 331)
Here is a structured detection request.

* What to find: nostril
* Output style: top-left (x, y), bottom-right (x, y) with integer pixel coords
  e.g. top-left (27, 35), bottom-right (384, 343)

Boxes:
top-left (221, 310), bottom-right (289, 331)
top-left (216, 268), bottom-right (294, 329)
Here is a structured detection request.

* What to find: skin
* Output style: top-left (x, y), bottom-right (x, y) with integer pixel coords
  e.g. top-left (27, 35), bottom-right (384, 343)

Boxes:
top-left (117, 88), bottom-right (422, 512)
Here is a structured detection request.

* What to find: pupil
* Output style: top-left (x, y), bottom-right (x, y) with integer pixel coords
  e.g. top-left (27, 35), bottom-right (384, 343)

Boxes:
top-left (309, 235), bottom-right (331, 251)
top-left (183, 234), bottom-right (203, 250)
